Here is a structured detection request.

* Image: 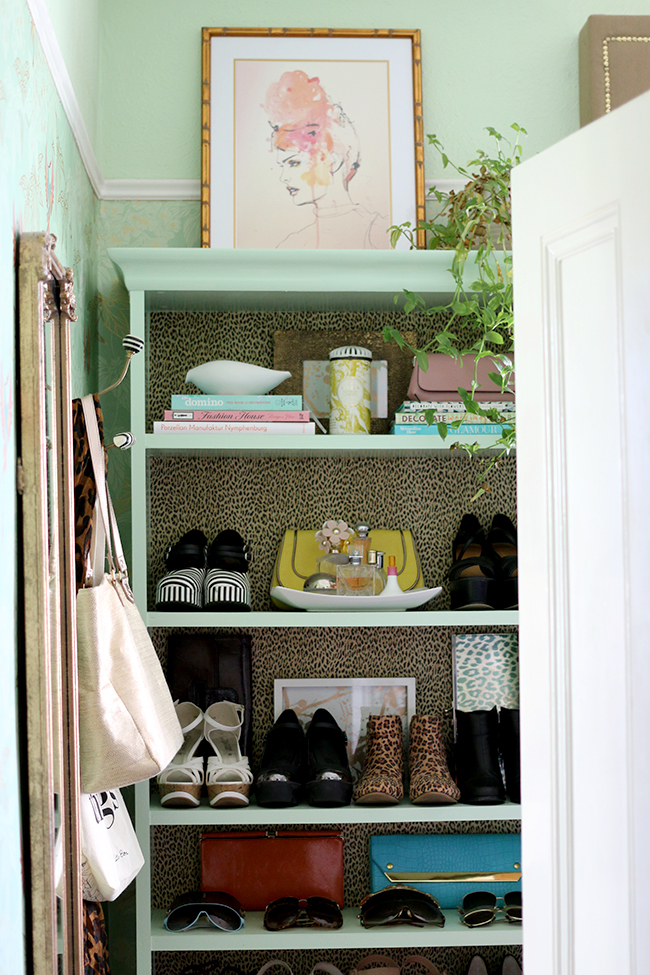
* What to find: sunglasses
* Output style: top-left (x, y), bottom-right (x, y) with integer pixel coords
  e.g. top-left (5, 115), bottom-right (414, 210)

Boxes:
top-left (263, 896), bottom-right (343, 931)
top-left (163, 891), bottom-right (245, 932)
top-left (358, 884), bottom-right (445, 929)
top-left (458, 890), bottom-right (522, 927)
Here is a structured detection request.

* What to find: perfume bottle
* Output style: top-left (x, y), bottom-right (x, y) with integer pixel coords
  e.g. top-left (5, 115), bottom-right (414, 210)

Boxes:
top-left (374, 551), bottom-right (388, 590)
top-left (347, 523), bottom-right (372, 562)
top-left (367, 550), bottom-right (385, 594)
top-left (336, 553), bottom-right (374, 596)
top-left (379, 554), bottom-right (403, 597)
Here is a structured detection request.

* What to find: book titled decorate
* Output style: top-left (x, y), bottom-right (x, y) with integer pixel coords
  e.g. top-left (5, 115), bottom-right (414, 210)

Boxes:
top-left (394, 411), bottom-right (516, 425)
top-left (154, 421), bottom-right (315, 435)
top-left (170, 394), bottom-right (302, 410)
top-left (164, 410), bottom-right (310, 422)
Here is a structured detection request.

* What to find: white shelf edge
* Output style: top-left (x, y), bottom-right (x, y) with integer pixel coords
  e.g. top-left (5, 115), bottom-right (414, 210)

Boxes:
top-left (144, 432), bottom-right (510, 457)
top-left (150, 907), bottom-right (523, 950)
top-left (146, 610), bottom-right (519, 628)
top-left (149, 797), bottom-right (522, 826)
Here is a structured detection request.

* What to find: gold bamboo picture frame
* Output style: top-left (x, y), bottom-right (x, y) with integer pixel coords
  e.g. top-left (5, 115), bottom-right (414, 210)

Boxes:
top-left (201, 27), bottom-right (425, 249)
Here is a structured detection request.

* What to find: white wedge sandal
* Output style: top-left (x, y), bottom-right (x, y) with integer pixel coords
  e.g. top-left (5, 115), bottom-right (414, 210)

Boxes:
top-left (157, 702), bottom-right (204, 807)
top-left (204, 701), bottom-right (253, 807)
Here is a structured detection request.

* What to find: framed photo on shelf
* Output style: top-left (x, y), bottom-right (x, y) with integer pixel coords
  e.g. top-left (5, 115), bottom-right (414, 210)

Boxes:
top-left (201, 28), bottom-right (424, 249)
top-left (274, 677), bottom-right (416, 781)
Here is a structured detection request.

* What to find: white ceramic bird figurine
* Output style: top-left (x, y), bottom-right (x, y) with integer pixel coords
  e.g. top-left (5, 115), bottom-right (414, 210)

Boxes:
top-left (185, 360), bottom-right (291, 395)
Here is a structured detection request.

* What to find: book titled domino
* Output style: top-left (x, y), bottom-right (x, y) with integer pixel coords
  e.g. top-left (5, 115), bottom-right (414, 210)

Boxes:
top-left (154, 421), bottom-right (315, 435)
top-left (170, 394), bottom-right (302, 410)
top-left (164, 410), bottom-right (310, 422)
top-left (391, 423), bottom-right (510, 436)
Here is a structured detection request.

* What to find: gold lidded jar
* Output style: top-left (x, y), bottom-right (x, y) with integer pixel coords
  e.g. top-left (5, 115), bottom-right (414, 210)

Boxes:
top-left (329, 345), bottom-right (372, 434)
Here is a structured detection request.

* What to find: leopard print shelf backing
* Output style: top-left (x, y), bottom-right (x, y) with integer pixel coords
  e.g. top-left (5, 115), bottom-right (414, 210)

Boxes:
top-left (145, 308), bottom-right (518, 975)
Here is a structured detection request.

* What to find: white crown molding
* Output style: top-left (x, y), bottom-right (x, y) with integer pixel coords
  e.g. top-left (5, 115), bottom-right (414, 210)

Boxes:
top-left (25, 0), bottom-right (105, 198)
top-left (101, 179), bottom-right (201, 201)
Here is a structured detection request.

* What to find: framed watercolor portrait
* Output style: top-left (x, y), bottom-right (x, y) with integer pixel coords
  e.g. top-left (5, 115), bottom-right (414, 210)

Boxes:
top-left (274, 677), bottom-right (416, 782)
top-left (201, 28), bottom-right (425, 249)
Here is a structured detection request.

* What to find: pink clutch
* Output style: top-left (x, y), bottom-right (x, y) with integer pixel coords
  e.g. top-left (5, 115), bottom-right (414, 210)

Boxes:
top-left (407, 353), bottom-right (515, 402)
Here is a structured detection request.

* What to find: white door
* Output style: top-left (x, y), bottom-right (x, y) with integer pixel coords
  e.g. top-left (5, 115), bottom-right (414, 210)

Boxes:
top-left (512, 90), bottom-right (650, 975)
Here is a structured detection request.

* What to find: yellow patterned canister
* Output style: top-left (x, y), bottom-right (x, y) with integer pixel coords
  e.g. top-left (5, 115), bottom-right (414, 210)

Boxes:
top-left (329, 345), bottom-right (372, 434)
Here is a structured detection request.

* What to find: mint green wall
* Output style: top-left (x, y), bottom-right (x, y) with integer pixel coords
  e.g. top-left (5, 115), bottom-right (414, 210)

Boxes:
top-left (97, 0), bottom-right (650, 180)
top-left (97, 199), bottom-right (199, 565)
top-left (0, 1), bottom-right (97, 970)
top-left (45, 0), bottom-right (100, 145)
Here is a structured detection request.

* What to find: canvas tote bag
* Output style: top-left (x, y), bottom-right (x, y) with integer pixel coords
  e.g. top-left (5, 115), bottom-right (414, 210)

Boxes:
top-left (56, 788), bottom-right (145, 901)
top-left (76, 395), bottom-right (182, 792)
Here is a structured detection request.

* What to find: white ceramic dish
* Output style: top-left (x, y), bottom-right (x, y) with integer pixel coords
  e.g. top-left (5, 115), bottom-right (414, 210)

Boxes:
top-left (270, 585), bottom-right (443, 612)
top-left (185, 361), bottom-right (291, 395)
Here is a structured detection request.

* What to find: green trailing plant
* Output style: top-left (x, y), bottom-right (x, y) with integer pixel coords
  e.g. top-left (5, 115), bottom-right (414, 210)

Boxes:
top-left (384, 124), bottom-right (526, 499)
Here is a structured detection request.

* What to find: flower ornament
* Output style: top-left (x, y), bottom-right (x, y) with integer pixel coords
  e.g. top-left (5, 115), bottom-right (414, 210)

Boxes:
top-left (315, 519), bottom-right (352, 554)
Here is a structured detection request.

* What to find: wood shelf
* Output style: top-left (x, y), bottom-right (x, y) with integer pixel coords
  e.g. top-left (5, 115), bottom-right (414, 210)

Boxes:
top-left (142, 432), bottom-right (509, 457)
top-left (146, 610), bottom-right (519, 628)
top-left (150, 907), bottom-right (523, 950)
top-left (109, 247), bottom-right (463, 312)
top-left (149, 797), bottom-right (522, 826)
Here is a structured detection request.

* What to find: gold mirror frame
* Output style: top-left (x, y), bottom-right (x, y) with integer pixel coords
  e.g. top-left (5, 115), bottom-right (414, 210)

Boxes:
top-left (17, 233), bottom-right (83, 974)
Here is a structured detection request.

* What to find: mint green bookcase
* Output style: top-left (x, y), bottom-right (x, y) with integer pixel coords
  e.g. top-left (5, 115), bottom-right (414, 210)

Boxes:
top-left (108, 248), bottom-right (521, 973)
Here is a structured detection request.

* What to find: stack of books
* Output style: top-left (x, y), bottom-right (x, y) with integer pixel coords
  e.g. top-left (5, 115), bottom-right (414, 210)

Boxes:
top-left (391, 400), bottom-right (515, 436)
top-left (153, 393), bottom-right (316, 435)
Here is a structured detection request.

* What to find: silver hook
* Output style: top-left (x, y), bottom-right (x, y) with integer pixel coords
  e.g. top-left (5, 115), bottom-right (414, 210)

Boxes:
top-left (98, 335), bottom-right (144, 397)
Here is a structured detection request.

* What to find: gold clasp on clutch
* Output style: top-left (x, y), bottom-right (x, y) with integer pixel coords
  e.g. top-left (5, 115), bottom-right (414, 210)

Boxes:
top-left (383, 870), bottom-right (522, 884)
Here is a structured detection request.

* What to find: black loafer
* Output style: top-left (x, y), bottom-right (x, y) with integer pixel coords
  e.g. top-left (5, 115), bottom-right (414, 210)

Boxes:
top-left (255, 709), bottom-right (304, 807)
top-left (305, 708), bottom-right (353, 807)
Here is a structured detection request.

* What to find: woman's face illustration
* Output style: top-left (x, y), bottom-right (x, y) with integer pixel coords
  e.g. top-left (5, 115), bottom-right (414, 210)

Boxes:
top-left (277, 149), bottom-right (329, 206)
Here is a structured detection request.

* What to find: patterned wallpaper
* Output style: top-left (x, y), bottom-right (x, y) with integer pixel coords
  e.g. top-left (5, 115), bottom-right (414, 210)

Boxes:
top-left (0, 0), bottom-right (98, 969)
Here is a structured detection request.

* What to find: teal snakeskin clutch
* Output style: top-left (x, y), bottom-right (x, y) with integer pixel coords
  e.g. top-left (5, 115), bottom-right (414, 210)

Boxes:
top-left (369, 833), bottom-right (521, 909)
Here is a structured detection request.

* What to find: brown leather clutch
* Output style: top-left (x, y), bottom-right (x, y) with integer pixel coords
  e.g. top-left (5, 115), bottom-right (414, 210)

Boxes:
top-left (200, 829), bottom-right (344, 912)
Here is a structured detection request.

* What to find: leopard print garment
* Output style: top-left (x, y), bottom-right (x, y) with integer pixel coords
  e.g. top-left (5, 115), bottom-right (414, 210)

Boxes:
top-left (353, 714), bottom-right (405, 804)
top-left (72, 395), bottom-right (106, 592)
top-left (83, 901), bottom-right (110, 975)
top-left (408, 715), bottom-right (461, 804)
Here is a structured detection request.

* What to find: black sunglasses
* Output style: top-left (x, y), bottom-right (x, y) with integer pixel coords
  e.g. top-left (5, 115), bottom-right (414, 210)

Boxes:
top-left (163, 891), bottom-right (245, 932)
top-left (458, 889), bottom-right (522, 927)
top-left (264, 896), bottom-right (343, 931)
top-left (359, 884), bottom-right (445, 928)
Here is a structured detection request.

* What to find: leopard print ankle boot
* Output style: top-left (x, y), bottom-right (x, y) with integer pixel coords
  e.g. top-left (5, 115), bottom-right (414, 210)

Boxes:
top-left (408, 714), bottom-right (461, 804)
top-left (353, 714), bottom-right (404, 804)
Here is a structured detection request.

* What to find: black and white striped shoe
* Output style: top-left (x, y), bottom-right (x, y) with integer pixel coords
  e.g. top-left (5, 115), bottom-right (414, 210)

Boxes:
top-left (155, 529), bottom-right (208, 611)
top-left (204, 569), bottom-right (252, 612)
top-left (156, 567), bottom-right (206, 611)
top-left (203, 530), bottom-right (253, 611)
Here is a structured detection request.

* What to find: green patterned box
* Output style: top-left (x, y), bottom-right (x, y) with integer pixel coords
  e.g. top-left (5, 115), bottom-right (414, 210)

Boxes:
top-left (452, 632), bottom-right (519, 711)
